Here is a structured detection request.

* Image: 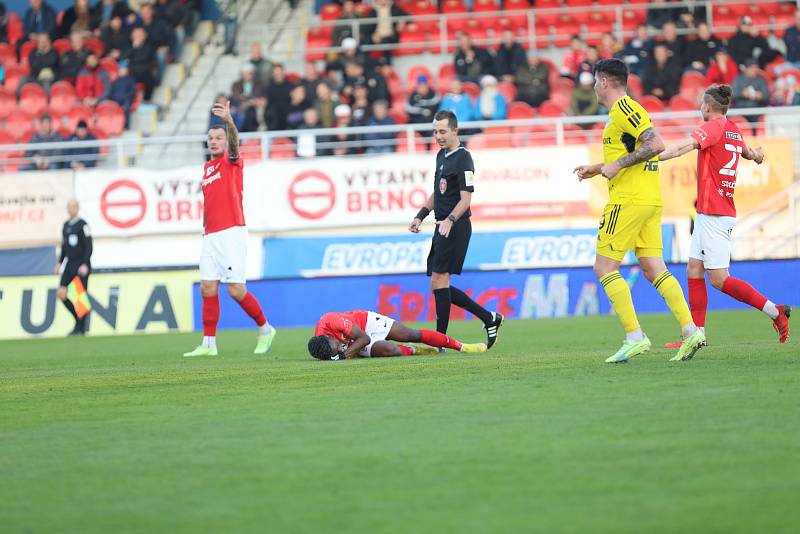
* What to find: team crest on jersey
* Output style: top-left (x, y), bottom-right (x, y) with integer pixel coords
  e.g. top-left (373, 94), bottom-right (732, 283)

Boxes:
top-left (725, 131), bottom-right (742, 141)
top-left (439, 177), bottom-right (447, 194)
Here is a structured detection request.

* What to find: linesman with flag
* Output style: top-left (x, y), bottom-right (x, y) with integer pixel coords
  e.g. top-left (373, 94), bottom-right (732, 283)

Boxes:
top-left (56, 199), bottom-right (93, 336)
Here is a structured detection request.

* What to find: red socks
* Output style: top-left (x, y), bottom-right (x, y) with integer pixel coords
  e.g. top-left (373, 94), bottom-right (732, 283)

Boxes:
top-left (420, 329), bottom-right (462, 350)
top-left (721, 276), bottom-right (768, 311)
top-left (397, 345), bottom-right (414, 356)
top-left (688, 278), bottom-right (707, 328)
top-left (202, 295), bottom-right (219, 336)
top-left (238, 292), bottom-right (266, 327)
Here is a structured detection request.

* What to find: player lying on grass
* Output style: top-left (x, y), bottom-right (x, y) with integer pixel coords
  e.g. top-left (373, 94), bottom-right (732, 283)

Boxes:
top-left (307, 310), bottom-right (487, 360)
top-left (658, 84), bottom-right (790, 352)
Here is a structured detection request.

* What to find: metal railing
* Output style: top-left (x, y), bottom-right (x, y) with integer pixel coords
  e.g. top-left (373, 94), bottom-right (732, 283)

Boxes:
top-left (0, 105), bottom-right (797, 171)
top-left (299, 0), bottom-right (798, 57)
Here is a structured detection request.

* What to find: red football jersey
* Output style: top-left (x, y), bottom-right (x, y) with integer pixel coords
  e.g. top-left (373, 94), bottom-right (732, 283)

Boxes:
top-left (691, 116), bottom-right (747, 217)
top-left (314, 311), bottom-right (369, 344)
top-left (202, 153), bottom-right (245, 234)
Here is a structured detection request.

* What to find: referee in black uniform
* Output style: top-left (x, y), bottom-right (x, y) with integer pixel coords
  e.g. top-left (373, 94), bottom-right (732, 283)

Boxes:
top-left (409, 110), bottom-right (503, 348)
top-left (55, 199), bottom-right (93, 335)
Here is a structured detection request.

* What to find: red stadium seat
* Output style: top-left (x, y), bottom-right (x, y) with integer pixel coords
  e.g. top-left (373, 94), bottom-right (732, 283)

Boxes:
top-left (94, 100), bottom-right (125, 136)
top-left (461, 81), bottom-right (480, 101)
top-left (100, 57), bottom-right (119, 80)
top-left (622, 9), bottom-right (647, 32)
top-left (19, 83), bottom-right (48, 115)
top-left (19, 40), bottom-right (37, 63)
top-left (538, 100), bottom-right (565, 117)
top-left (269, 138), bottom-right (296, 159)
top-left (406, 0), bottom-right (437, 16)
top-left (508, 101), bottom-right (536, 119)
top-left (65, 103), bottom-right (94, 130)
top-left (441, 0), bottom-right (467, 14)
top-left (85, 37), bottom-right (105, 58)
top-left (473, 0), bottom-right (498, 12)
top-left (552, 14), bottom-right (580, 48)
top-left (668, 95), bottom-right (696, 112)
top-left (320, 3), bottom-right (341, 21)
top-left (640, 95), bottom-right (665, 113)
top-left (52, 38), bottom-right (71, 55)
top-left (6, 109), bottom-right (35, 141)
top-left (482, 126), bottom-right (513, 148)
top-left (0, 43), bottom-right (15, 66)
top-left (239, 138), bottom-right (263, 161)
top-left (627, 74), bottom-right (644, 100)
top-left (0, 130), bottom-right (17, 145)
top-left (497, 81), bottom-right (517, 103)
top-left (563, 124), bottom-right (591, 145)
top-left (398, 23), bottom-right (425, 55)
top-left (407, 64), bottom-right (434, 88)
top-left (6, 13), bottom-right (24, 46)
top-left (305, 27), bottom-right (332, 60)
top-left (396, 131), bottom-right (427, 152)
top-left (506, 0), bottom-right (531, 9)
top-left (0, 89), bottom-right (16, 119)
top-left (553, 76), bottom-right (575, 94)
top-left (48, 80), bottom-right (78, 115)
top-left (388, 108), bottom-right (408, 124)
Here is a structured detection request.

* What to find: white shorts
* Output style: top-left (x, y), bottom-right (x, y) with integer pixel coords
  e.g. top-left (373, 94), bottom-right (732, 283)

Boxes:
top-left (689, 213), bottom-right (736, 269)
top-left (200, 225), bottom-right (247, 283)
top-left (360, 311), bottom-right (396, 357)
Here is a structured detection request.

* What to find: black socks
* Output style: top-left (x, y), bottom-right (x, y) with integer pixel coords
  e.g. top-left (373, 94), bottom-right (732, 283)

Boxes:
top-left (433, 287), bottom-right (451, 334)
top-left (450, 286), bottom-right (493, 324)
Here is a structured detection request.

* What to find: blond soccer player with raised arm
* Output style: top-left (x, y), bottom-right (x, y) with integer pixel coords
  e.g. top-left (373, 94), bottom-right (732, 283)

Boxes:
top-left (574, 58), bottom-right (705, 363)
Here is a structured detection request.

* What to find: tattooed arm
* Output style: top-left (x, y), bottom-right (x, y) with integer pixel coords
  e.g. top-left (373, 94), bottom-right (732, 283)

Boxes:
top-left (601, 127), bottom-right (666, 179)
top-left (742, 145), bottom-right (764, 164)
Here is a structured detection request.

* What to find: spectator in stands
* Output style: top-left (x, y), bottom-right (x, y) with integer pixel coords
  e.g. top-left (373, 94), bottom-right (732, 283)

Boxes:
top-left (363, 99), bottom-right (396, 154)
top-left (683, 22), bottom-right (722, 73)
top-left (454, 33), bottom-right (494, 84)
top-left (405, 74), bottom-right (440, 125)
top-left (515, 56), bottom-right (549, 108)
top-left (439, 78), bottom-right (475, 123)
top-left (23, 115), bottom-right (63, 170)
top-left (705, 48), bottom-right (739, 87)
top-left (155, 0), bottom-right (191, 61)
top-left (494, 30), bottom-right (526, 83)
top-left (76, 52), bottom-right (110, 106)
top-left (302, 61), bottom-right (322, 100)
top-left (109, 60), bottom-right (136, 125)
top-left (560, 36), bottom-right (588, 78)
top-left (326, 37), bottom-right (375, 81)
top-left (60, 33), bottom-right (89, 82)
top-left (342, 60), bottom-right (390, 103)
top-left (771, 74), bottom-right (798, 106)
top-left (576, 46), bottom-right (600, 83)
top-left (646, 0), bottom-right (681, 30)
top-left (675, 4), bottom-right (706, 30)
top-left (657, 21), bottom-right (684, 60)
top-left (617, 24), bottom-right (651, 78)
top-left (248, 42), bottom-right (272, 84)
top-left (125, 27), bottom-right (156, 100)
top-left (296, 107), bottom-right (321, 158)
top-left (732, 58), bottom-right (769, 116)
top-left (101, 16), bottom-right (130, 60)
top-left (643, 43), bottom-right (681, 101)
top-left (324, 104), bottom-right (360, 156)
top-left (350, 83), bottom-right (370, 125)
top-left (137, 2), bottom-right (174, 83)
top-left (0, 3), bottom-right (8, 44)
top-left (286, 84), bottom-right (311, 130)
top-left (26, 33), bottom-right (59, 89)
top-left (331, 0), bottom-right (361, 47)
top-left (215, 0), bottom-right (237, 55)
top-left (231, 62), bottom-right (266, 132)
top-left (24, 0), bottom-right (58, 41)
top-left (64, 120), bottom-right (98, 169)
top-left (570, 71), bottom-right (598, 119)
top-left (266, 63), bottom-right (293, 130)
top-left (474, 75), bottom-right (506, 121)
top-left (208, 92), bottom-right (243, 132)
top-left (363, 0), bottom-right (406, 65)
top-left (783, 10), bottom-right (800, 65)
top-left (58, 0), bottom-right (99, 39)
top-left (728, 16), bottom-right (777, 69)
top-left (314, 81), bottom-right (337, 127)
top-left (598, 33), bottom-right (620, 60)
top-left (97, 0), bottom-right (133, 29)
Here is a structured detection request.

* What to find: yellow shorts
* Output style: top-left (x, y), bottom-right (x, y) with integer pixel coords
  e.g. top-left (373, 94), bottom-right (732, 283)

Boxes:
top-left (596, 204), bottom-right (663, 261)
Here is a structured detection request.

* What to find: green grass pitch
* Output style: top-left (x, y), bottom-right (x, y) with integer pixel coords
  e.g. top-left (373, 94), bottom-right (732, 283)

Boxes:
top-left (1, 310), bottom-right (798, 533)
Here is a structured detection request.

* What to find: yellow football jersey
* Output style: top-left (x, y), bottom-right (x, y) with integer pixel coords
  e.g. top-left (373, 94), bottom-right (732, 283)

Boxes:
top-left (601, 96), bottom-right (662, 206)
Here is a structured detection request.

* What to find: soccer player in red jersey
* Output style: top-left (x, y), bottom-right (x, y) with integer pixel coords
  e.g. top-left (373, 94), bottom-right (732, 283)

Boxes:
top-left (659, 85), bottom-right (790, 355)
top-left (307, 310), bottom-right (487, 360)
top-left (184, 101), bottom-right (276, 357)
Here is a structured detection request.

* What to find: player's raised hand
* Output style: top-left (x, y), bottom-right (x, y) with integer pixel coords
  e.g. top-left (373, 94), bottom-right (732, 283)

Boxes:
top-left (574, 164), bottom-right (600, 181)
top-left (211, 100), bottom-right (233, 124)
top-left (408, 218), bottom-right (422, 233)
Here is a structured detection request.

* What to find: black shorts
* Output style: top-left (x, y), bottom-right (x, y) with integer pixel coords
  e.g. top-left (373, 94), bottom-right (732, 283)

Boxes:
top-left (59, 263), bottom-right (90, 289)
top-left (427, 217), bottom-right (472, 276)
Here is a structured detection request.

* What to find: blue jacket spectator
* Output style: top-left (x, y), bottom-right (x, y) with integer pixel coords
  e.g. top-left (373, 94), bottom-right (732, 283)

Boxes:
top-left (65, 120), bottom-right (99, 169)
top-left (109, 61), bottom-right (137, 125)
top-left (784, 10), bottom-right (800, 64)
top-left (23, 115), bottom-right (63, 171)
top-left (439, 79), bottom-right (476, 123)
top-left (24, 0), bottom-right (57, 40)
top-left (474, 75), bottom-right (507, 121)
top-left (616, 24), bottom-right (652, 77)
top-left (363, 100), bottom-right (396, 154)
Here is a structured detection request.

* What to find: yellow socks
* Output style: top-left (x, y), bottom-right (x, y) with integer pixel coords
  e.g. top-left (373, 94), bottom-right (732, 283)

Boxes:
top-left (600, 271), bottom-right (640, 334)
top-left (652, 270), bottom-right (694, 330)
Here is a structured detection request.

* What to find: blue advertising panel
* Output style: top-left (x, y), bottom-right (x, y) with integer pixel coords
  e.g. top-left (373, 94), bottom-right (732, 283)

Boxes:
top-left (263, 226), bottom-right (675, 278)
top-left (195, 259), bottom-right (799, 331)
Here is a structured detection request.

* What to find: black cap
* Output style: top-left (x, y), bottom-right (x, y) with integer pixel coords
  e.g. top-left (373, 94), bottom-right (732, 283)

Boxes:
top-left (77, 120), bottom-right (88, 129)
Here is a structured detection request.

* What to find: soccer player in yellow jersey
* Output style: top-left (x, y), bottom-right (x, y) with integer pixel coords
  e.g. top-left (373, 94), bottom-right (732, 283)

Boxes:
top-left (574, 59), bottom-right (706, 363)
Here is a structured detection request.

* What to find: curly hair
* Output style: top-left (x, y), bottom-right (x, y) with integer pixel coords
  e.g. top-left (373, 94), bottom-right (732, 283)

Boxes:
top-left (308, 335), bottom-right (337, 360)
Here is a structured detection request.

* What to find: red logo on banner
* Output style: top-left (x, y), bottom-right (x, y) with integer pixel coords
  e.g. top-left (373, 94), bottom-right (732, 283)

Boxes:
top-left (100, 179), bottom-right (147, 228)
top-left (288, 171), bottom-right (336, 219)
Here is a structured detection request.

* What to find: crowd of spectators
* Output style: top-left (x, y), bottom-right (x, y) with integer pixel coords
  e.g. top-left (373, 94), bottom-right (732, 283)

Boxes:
top-left (209, 3), bottom-right (800, 156)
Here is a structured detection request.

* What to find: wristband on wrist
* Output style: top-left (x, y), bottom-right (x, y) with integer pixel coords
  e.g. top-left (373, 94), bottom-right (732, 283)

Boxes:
top-left (416, 207), bottom-right (431, 221)
top-left (447, 214), bottom-right (457, 223)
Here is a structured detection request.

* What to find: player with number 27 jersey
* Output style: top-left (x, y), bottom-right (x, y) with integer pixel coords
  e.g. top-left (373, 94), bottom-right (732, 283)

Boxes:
top-left (691, 116), bottom-right (745, 217)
